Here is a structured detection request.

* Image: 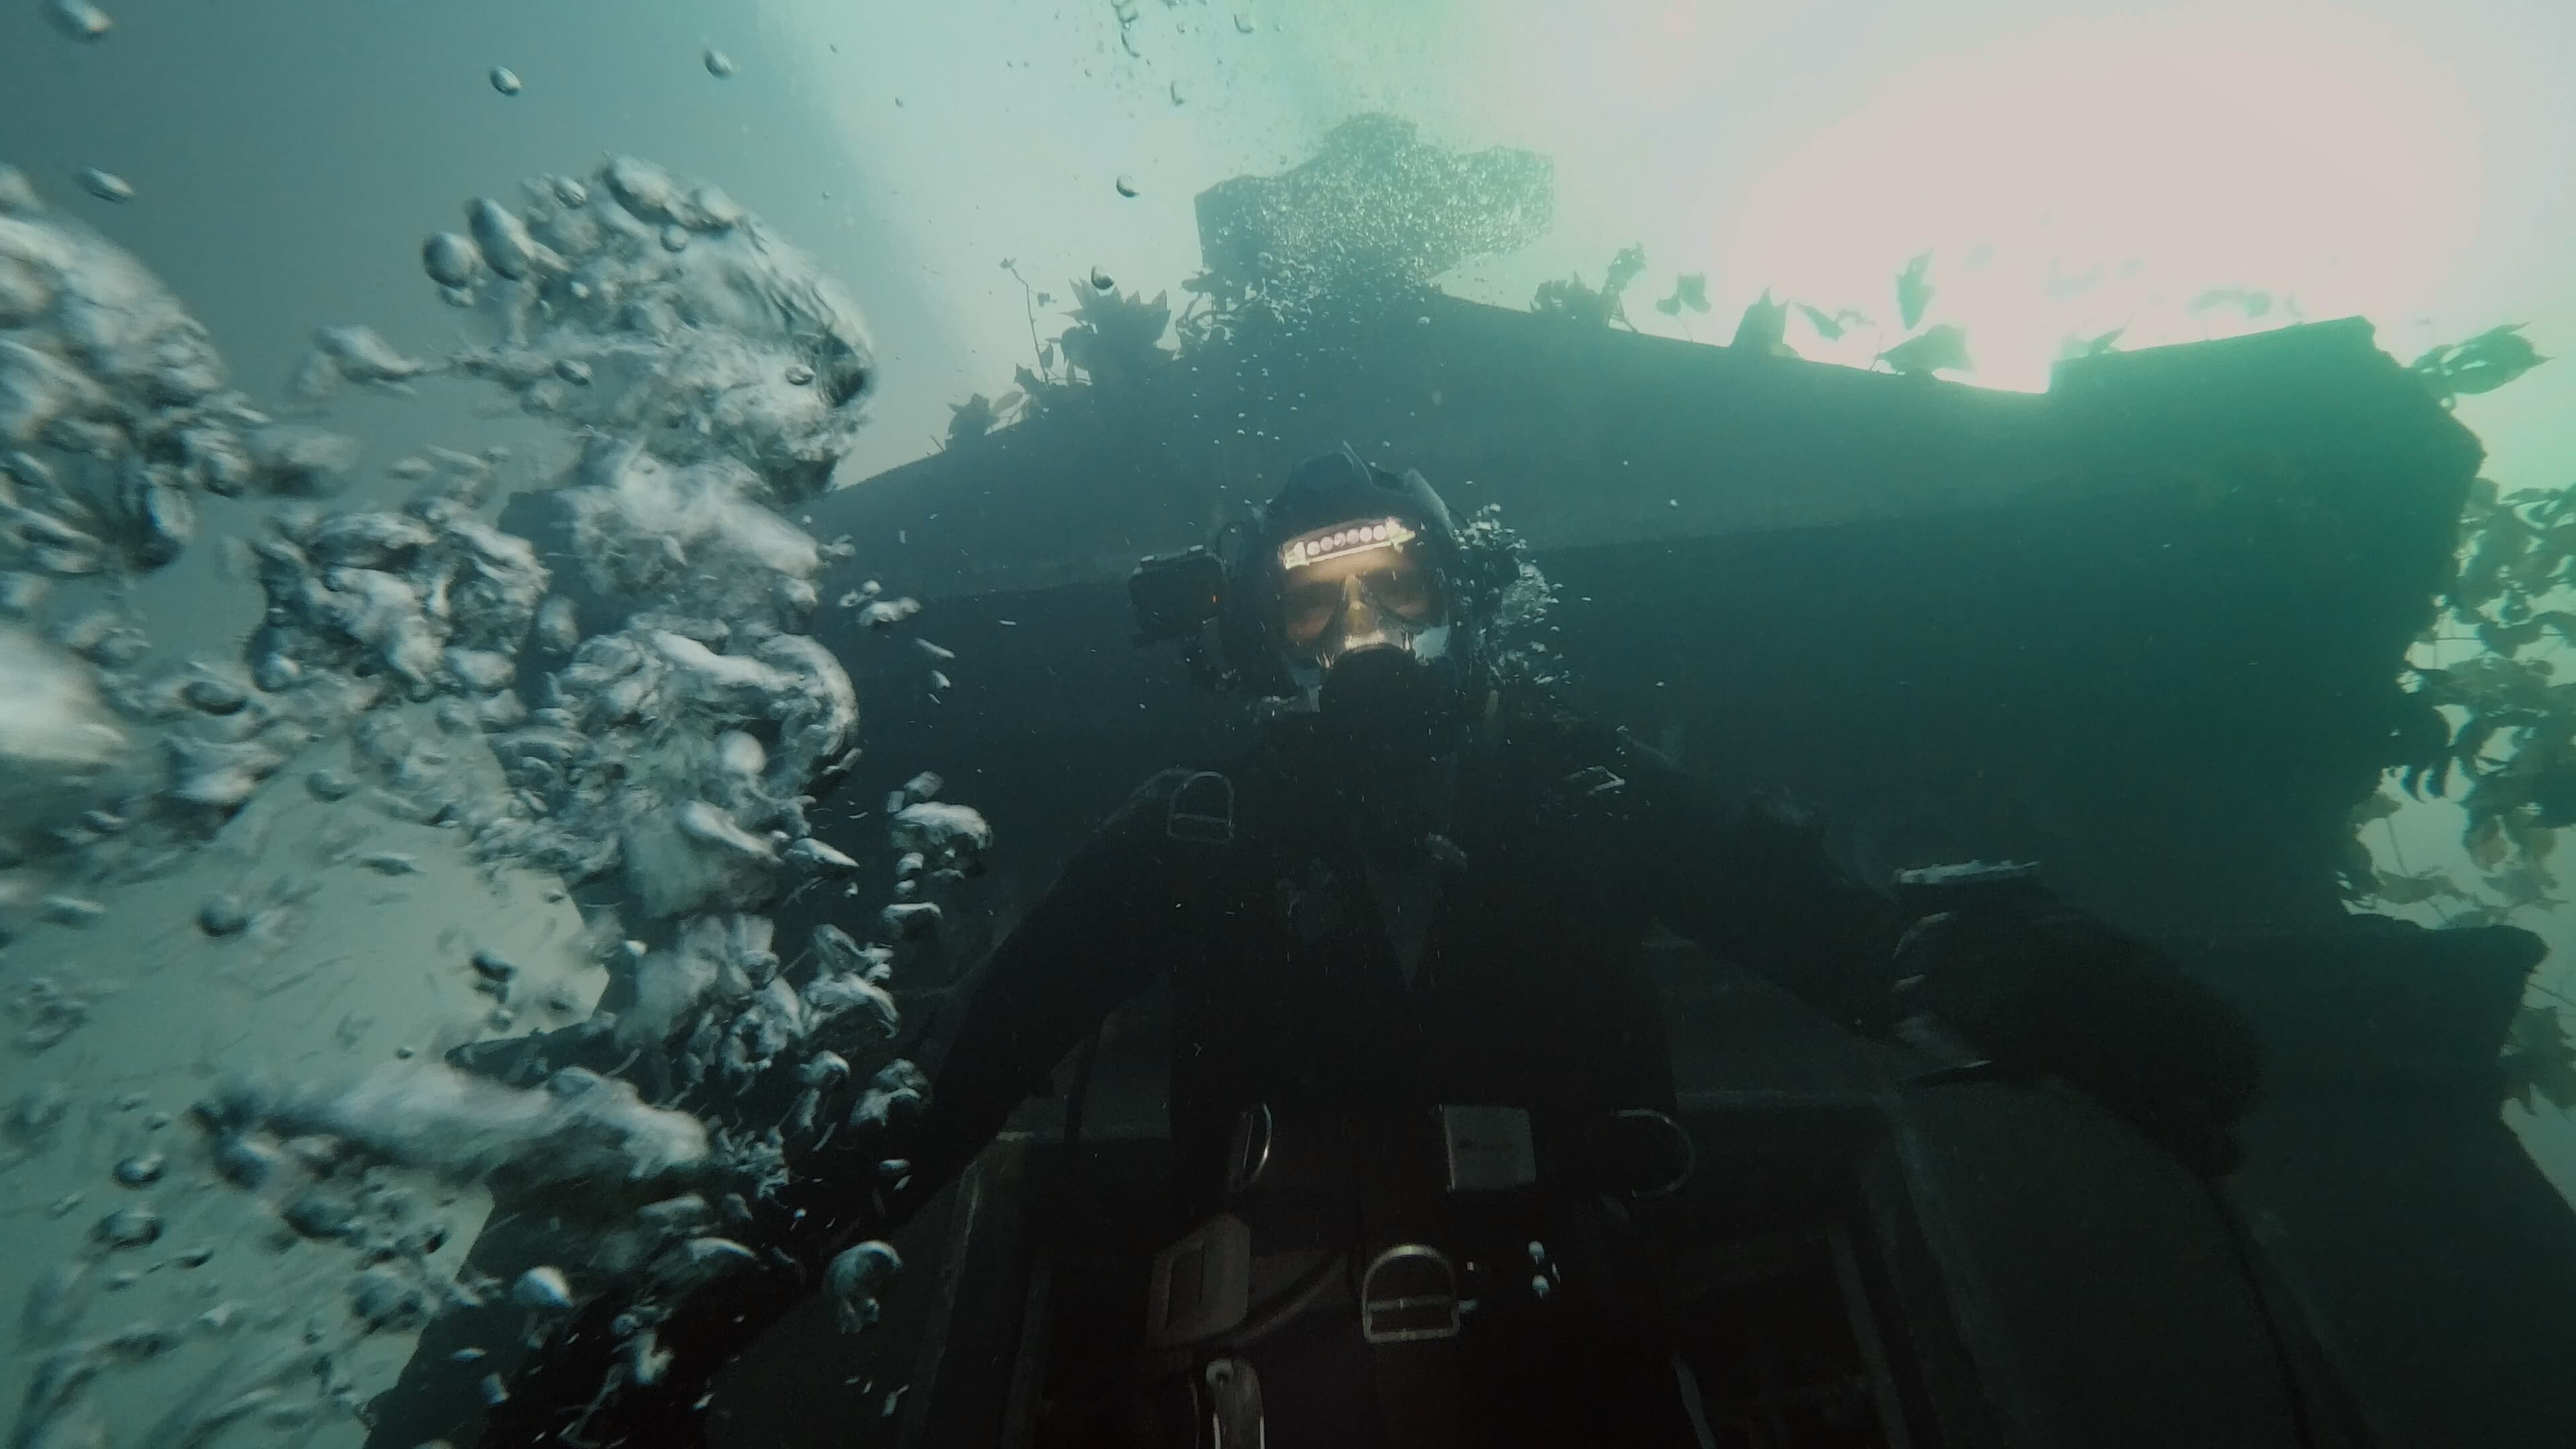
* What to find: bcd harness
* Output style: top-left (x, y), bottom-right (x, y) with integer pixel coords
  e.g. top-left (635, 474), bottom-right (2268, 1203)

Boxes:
top-left (1127, 760), bottom-right (1700, 1448)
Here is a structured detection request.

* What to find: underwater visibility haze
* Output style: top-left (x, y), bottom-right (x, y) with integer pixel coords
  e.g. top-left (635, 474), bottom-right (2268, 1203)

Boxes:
top-left (3, 1), bottom-right (2576, 1446)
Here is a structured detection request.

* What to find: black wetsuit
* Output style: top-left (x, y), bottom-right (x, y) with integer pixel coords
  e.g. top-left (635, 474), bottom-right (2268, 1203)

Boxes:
top-left (473, 698), bottom-right (2257, 1448)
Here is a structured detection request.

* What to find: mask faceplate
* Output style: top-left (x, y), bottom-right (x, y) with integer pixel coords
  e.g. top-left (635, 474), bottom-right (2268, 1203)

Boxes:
top-left (1273, 516), bottom-right (1454, 691)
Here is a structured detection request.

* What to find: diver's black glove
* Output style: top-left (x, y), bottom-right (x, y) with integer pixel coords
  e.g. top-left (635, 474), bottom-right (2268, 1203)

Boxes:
top-left (1892, 904), bottom-right (2261, 1178)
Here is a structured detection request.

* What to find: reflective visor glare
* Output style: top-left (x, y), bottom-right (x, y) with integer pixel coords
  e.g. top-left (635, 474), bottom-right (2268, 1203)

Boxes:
top-left (1279, 518), bottom-right (1418, 571)
top-left (1276, 519), bottom-right (1440, 650)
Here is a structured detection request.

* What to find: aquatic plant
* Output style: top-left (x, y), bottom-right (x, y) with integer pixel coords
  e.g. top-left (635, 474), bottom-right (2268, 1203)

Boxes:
top-left (1173, 267), bottom-right (1258, 354)
top-left (1529, 244), bottom-right (1647, 329)
top-left (2412, 323), bottom-right (2548, 410)
top-left (1878, 323), bottom-right (1974, 377)
top-left (1760, 251), bottom-right (1974, 376)
top-left (1729, 288), bottom-right (1792, 356)
top-left (942, 392), bottom-right (1007, 449)
top-left (2351, 324), bottom-right (2576, 1104)
top-left (1055, 282), bottom-right (1174, 387)
top-left (1651, 273), bottom-right (1710, 319)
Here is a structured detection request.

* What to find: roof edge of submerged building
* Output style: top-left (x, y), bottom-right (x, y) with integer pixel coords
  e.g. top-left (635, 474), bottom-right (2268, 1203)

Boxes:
top-left (806, 299), bottom-right (2472, 604)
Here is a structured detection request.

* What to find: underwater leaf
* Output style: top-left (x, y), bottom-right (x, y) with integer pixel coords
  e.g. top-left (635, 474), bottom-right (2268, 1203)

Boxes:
top-left (2350, 791), bottom-right (2403, 826)
top-left (1731, 288), bottom-right (1788, 354)
top-left (2527, 764), bottom-right (2576, 830)
top-left (1878, 323), bottom-right (1972, 377)
top-left (2478, 617), bottom-right (2545, 657)
top-left (2467, 813), bottom-right (2509, 870)
top-left (1653, 295), bottom-right (1681, 317)
top-left (1797, 303), bottom-right (1845, 341)
top-left (2501, 1004), bottom-right (2576, 1111)
top-left (2069, 327), bottom-right (2126, 360)
top-left (1674, 273), bottom-right (1709, 313)
top-left (2450, 715), bottom-right (2502, 772)
top-left (2371, 867), bottom-right (2468, 906)
top-left (1604, 245), bottom-right (1648, 299)
top-left (2487, 863), bottom-right (2557, 909)
top-left (1896, 251), bottom-right (1934, 331)
top-left (1532, 274), bottom-right (1619, 327)
top-left (2415, 323), bottom-right (2549, 404)
top-left (2445, 903), bottom-right (2503, 929)
top-left (945, 392), bottom-right (1001, 447)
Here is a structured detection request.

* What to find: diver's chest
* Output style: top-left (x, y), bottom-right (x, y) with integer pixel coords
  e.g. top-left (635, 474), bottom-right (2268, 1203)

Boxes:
top-left (1246, 842), bottom-right (1624, 1000)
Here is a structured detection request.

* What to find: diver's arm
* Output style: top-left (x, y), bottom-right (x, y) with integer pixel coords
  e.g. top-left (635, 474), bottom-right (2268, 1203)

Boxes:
top-left (474, 769), bottom-right (1218, 1448)
top-left (1611, 729), bottom-right (1912, 1033)
top-left (1611, 729), bottom-right (2259, 1175)
top-left (871, 766), bottom-right (1227, 1226)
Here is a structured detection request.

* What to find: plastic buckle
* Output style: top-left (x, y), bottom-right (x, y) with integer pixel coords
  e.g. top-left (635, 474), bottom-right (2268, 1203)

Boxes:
top-left (1360, 1244), bottom-right (1462, 1344)
top-left (1167, 771), bottom-right (1236, 844)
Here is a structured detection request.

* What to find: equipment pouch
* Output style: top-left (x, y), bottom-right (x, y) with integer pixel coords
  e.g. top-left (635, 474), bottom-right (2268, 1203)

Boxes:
top-left (1145, 1213), bottom-right (1255, 1347)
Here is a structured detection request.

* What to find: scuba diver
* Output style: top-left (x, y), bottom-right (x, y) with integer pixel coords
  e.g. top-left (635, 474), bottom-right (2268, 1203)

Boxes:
top-left (471, 444), bottom-right (2263, 1448)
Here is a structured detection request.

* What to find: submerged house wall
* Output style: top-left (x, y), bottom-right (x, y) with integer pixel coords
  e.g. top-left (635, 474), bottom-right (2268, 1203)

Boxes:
top-left (802, 299), bottom-right (2469, 934)
top-left (545, 294), bottom-right (2569, 1445)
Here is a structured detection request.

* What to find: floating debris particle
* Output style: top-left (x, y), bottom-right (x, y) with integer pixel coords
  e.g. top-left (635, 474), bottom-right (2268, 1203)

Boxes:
top-left (1234, 11), bottom-right (1256, 32)
top-left (1115, 174), bottom-right (1138, 198)
top-left (784, 362), bottom-right (814, 386)
top-left (704, 46), bottom-right (735, 78)
top-left (553, 357), bottom-right (592, 386)
top-left (1089, 266), bottom-right (1113, 291)
top-left (305, 769), bottom-right (355, 802)
top-left (490, 66), bottom-right (522, 96)
top-left (47, 0), bottom-right (112, 41)
top-left (78, 168), bottom-right (132, 203)
top-left (1170, 79), bottom-right (1186, 105)
top-left (111, 1153), bottom-right (162, 1188)
top-left (356, 851), bottom-right (420, 876)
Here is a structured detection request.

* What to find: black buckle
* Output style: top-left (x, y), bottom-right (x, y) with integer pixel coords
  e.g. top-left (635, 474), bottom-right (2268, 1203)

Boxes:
top-left (1360, 1244), bottom-right (1461, 1344)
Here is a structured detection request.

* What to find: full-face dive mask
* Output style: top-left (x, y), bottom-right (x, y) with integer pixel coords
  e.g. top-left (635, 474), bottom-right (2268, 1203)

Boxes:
top-left (1128, 444), bottom-right (1484, 739)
